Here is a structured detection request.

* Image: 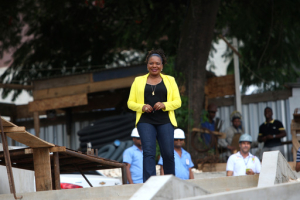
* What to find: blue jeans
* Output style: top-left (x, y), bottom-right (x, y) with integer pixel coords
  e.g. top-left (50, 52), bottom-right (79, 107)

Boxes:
top-left (137, 123), bottom-right (175, 182)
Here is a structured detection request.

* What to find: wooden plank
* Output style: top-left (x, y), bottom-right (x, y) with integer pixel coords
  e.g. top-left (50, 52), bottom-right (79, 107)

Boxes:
top-left (198, 162), bottom-right (295, 172)
top-left (198, 163), bottom-right (227, 172)
top-left (6, 131), bottom-right (54, 148)
top-left (1, 117), bottom-right (16, 127)
top-left (2, 126), bottom-right (25, 132)
top-left (34, 112), bottom-right (40, 138)
top-left (28, 94), bottom-right (88, 112)
top-left (208, 89), bottom-right (292, 107)
top-left (25, 146), bottom-right (66, 154)
top-left (242, 90), bottom-right (292, 104)
top-left (0, 83), bottom-right (33, 90)
top-left (33, 74), bottom-right (91, 90)
top-left (33, 148), bottom-right (52, 191)
top-left (192, 128), bottom-right (226, 139)
top-left (53, 152), bottom-right (61, 190)
top-left (33, 75), bottom-right (137, 100)
top-left (206, 75), bottom-right (235, 98)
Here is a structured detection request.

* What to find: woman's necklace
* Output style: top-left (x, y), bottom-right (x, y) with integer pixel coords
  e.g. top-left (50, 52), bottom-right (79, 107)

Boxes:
top-left (151, 85), bottom-right (156, 96)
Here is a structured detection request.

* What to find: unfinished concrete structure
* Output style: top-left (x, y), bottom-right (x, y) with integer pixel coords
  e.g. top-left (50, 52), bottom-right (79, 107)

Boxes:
top-left (1, 150), bottom-right (299, 200)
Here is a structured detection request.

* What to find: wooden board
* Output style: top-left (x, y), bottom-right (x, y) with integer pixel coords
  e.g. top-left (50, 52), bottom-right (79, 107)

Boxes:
top-left (2, 126), bottom-right (25, 132)
top-left (208, 90), bottom-right (292, 107)
top-left (198, 162), bottom-right (296, 172)
top-left (1, 117), bottom-right (16, 127)
top-left (28, 93), bottom-right (88, 112)
top-left (6, 131), bottom-right (54, 147)
top-left (33, 74), bottom-right (91, 90)
top-left (192, 128), bottom-right (226, 139)
top-left (33, 75), bottom-right (136, 100)
top-left (33, 148), bottom-right (52, 191)
top-left (206, 75), bottom-right (235, 99)
top-left (25, 146), bottom-right (66, 154)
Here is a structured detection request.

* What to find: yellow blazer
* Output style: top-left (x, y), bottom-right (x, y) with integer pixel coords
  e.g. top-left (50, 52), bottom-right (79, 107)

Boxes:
top-left (127, 73), bottom-right (181, 127)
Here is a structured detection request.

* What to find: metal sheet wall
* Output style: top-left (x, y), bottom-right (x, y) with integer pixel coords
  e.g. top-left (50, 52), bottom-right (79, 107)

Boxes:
top-left (7, 99), bottom-right (293, 161)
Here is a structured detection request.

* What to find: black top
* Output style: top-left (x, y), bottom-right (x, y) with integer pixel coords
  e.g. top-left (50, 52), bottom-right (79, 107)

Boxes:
top-left (258, 119), bottom-right (285, 147)
top-left (138, 80), bottom-right (171, 125)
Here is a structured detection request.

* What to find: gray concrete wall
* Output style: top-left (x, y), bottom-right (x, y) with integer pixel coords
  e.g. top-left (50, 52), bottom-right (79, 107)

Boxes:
top-left (0, 145), bottom-right (35, 194)
top-left (189, 174), bottom-right (259, 193)
top-left (180, 181), bottom-right (300, 200)
top-left (0, 174), bottom-right (260, 200)
top-left (130, 175), bottom-right (209, 200)
top-left (0, 182), bottom-right (142, 200)
top-left (0, 166), bottom-right (35, 195)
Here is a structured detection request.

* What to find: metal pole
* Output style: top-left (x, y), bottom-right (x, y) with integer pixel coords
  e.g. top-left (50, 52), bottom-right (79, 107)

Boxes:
top-left (233, 38), bottom-right (242, 113)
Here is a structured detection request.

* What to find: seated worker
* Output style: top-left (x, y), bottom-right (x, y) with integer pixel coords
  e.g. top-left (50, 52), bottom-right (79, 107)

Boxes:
top-left (158, 128), bottom-right (194, 180)
top-left (226, 134), bottom-right (261, 176)
top-left (296, 147), bottom-right (300, 172)
top-left (219, 111), bottom-right (244, 158)
top-left (257, 107), bottom-right (286, 155)
top-left (201, 104), bottom-right (218, 145)
top-left (123, 128), bottom-right (143, 184)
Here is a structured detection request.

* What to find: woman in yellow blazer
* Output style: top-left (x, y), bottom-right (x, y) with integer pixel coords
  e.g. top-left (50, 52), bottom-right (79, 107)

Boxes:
top-left (128, 49), bottom-right (181, 182)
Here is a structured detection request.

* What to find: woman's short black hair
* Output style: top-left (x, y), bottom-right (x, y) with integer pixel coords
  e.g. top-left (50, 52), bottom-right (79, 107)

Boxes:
top-left (145, 49), bottom-right (167, 65)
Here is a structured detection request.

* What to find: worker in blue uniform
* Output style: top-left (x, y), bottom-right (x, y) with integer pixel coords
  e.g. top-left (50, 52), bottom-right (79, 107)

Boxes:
top-left (123, 128), bottom-right (143, 184)
top-left (158, 128), bottom-right (194, 180)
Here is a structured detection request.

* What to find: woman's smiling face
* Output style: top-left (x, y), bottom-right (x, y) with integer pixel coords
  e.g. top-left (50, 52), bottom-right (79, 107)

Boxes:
top-left (147, 56), bottom-right (163, 76)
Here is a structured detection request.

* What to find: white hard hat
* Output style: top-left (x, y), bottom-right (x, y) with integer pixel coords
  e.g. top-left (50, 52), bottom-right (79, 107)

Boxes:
top-left (174, 129), bottom-right (185, 139)
top-left (239, 134), bottom-right (252, 143)
top-left (131, 128), bottom-right (140, 138)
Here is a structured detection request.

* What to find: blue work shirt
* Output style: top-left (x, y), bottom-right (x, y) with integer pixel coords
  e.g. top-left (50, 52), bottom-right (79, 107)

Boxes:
top-left (158, 148), bottom-right (194, 180)
top-left (123, 145), bottom-right (143, 184)
top-left (201, 120), bottom-right (215, 144)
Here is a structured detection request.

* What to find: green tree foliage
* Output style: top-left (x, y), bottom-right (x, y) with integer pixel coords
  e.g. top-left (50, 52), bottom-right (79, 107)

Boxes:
top-left (216, 0), bottom-right (300, 92)
top-left (1, 0), bottom-right (300, 101)
top-left (0, 0), bottom-right (188, 100)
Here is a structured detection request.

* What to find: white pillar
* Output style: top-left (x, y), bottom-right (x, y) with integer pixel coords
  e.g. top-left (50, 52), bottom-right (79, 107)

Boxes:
top-left (233, 38), bottom-right (242, 113)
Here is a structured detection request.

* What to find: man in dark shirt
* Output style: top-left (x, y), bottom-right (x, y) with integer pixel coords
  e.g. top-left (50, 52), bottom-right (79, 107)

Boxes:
top-left (201, 104), bottom-right (218, 145)
top-left (257, 107), bottom-right (286, 156)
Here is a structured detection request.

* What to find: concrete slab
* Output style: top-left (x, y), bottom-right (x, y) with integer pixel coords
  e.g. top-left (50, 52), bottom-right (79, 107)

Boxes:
top-left (0, 183), bottom-right (142, 200)
top-left (130, 175), bottom-right (210, 200)
top-left (258, 151), bottom-right (298, 187)
top-left (0, 174), bottom-right (260, 200)
top-left (189, 174), bottom-right (259, 193)
top-left (179, 181), bottom-right (300, 200)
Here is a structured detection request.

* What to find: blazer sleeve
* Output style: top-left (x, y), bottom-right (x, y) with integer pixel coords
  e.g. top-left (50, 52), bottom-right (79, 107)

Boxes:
top-left (127, 78), bottom-right (145, 113)
top-left (163, 77), bottom-right (181, 111)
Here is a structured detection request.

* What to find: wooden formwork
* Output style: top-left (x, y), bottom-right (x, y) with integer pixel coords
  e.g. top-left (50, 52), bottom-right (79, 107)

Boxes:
top-left (0, 117), bottom-right (127, 197)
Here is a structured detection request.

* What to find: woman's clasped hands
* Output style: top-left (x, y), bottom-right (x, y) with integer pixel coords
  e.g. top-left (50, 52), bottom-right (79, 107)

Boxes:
top-left (143, 102), bottom-right (165, 113)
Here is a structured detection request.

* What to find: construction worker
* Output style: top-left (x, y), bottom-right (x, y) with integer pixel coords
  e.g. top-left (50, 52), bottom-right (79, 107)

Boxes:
top-left (258, 107), bottom-right (287, 156)
top-left (123, 128), bottom-right (143, 184)
top-left (296, 147), bottom-right (300, 172)
top-left (219, 111), bottom-right (244, 158)
top-left (226, 134), bottom-right (261, 176)
top-left (201, 104), bottom-right (218, 145)
top-left (158, 129), bottom-right (194, 180)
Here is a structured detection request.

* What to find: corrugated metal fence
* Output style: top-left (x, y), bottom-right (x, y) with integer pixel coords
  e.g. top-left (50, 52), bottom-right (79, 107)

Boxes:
top-left (9, 90), bottom-right (293, 161)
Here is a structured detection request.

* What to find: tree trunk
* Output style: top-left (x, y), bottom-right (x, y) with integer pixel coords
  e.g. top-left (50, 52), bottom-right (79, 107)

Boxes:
top-left (176, 0), bottom-right (220, 150)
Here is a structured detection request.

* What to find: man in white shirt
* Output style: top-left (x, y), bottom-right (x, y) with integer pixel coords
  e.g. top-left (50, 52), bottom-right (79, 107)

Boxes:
top-left (226, 134), bottom-right (261, 176)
